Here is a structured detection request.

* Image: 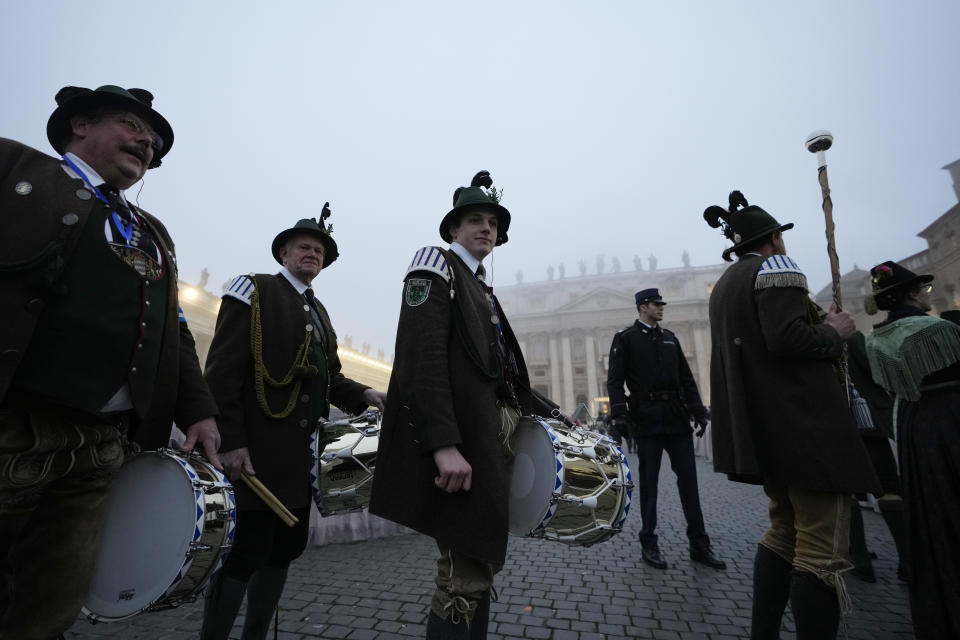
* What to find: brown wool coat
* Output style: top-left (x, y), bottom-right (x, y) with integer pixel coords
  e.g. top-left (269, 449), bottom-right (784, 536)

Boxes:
top-left (0, 138), bottom-right (217, 441)
top-left (708, 254), bottom-right (881, 493)
top-left (369, 249), bottom-right (542, 565)
top-left (203, 274), bottom-right (370, 510)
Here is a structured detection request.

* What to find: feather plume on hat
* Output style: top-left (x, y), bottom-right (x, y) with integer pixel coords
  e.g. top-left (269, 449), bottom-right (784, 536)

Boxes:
top-left (703, 190), bottom-right (749, 242)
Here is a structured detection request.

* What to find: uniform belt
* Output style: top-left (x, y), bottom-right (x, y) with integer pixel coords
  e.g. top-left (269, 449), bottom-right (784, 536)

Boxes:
top-left (640, 390), bottom-right (680, 402)
top-left (1, 391), bottom-right (130, 427)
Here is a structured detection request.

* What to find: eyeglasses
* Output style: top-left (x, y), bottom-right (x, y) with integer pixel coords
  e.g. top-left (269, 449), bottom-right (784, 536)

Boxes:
top-left (114, 113), bottom-right (164, 152)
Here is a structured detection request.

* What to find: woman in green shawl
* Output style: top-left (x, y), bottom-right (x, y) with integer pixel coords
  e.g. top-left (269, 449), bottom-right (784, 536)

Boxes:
top-left (865, 260), bottom-right (960, 640)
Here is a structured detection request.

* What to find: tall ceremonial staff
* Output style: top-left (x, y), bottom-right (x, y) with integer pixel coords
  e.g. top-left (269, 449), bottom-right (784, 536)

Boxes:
top-left (805, 129), bottom-right (842, 309)
top-left (806, 129), bottom-right (863, 414)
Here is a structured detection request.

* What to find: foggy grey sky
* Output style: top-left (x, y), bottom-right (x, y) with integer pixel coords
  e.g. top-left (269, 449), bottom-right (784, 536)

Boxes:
top-left (3, 1), bottom-right (959, 354)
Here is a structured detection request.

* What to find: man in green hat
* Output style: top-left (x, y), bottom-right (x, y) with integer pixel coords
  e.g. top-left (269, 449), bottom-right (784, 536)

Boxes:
top-left (0, 85), bottom-right (220, 638)
top-left (370, 171), bottom-right (559, 639)
top-left (201, 210), bottom-right (386, 639)
top-left (703, 191), bottom-right (880, 639)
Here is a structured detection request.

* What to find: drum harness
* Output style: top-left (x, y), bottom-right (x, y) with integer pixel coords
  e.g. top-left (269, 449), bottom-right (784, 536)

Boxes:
top-left (443, 250), bottom-right (523, 451)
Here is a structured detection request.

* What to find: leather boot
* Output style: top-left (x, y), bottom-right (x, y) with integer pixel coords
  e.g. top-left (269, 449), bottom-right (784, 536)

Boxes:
top-left (426, 610), bottom-right (470, 640)
top-left (848, 503), bottom-right (875, 582)
top-left (469, 593), bottom-right (490, 640)
top-left (789, 570), bottom-right (839, 640)
top-left (750, 544), bottom-right (792, 640)
top-left (200, 571), bottom-right (249, 640)
top-left (878, 498), bottom-right (910, 580)
top-left (240, 565), bottom-right (289, 640)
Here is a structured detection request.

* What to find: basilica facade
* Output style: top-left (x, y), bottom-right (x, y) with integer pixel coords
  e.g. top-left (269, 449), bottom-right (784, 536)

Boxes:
top-left (495, 260), bottom-right (729, 417)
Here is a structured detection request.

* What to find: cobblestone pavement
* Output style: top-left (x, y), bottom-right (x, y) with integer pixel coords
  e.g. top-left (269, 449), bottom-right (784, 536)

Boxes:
top-left (66, 453), bottom-right (914, 639)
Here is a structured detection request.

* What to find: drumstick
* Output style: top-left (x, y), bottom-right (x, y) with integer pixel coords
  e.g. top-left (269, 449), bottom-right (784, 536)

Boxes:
top-left (241, 473), bottom-right (299, 527)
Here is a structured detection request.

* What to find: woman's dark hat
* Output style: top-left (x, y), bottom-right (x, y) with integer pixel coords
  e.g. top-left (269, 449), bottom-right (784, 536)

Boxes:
top-left (864, 261), bottom-right (933, 314)
top-left (439, 170), bottom-right (511, 246)
top-left (46, 85), bottom-right (174, 168)
top-left (703, 191), bottom-right (794, 262)
top-left (272, 203), bottom-right (339, 268)
top-left (869, 261), bottom-right (933, 296)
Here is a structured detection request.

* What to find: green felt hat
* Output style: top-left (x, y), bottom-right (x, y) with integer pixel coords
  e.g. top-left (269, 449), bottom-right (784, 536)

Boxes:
top-left (47, 85), bottom-right (173, 168)
top-left (272, 204), bottom-right (339, 268)
top-left (439, 171), bottom-right (511, 246)
top-left (703, 191), bottom-right (793, 262)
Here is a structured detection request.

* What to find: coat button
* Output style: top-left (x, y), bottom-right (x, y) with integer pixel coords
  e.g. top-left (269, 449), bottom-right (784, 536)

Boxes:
top-left (299, 419), bottom-right (309, 428)
top-left (14, 181), bottom-right (32, 195)
top-left (145, 300), bottom-right (151, 306)
top-left (141, 321), bottom-right (147, 327)
top-left (306, 324), bottom-right (313, 332)
top-left (27, 298), bottom-right (44, 314)
top-left (0, 349), bottom-right (22, 367)
top-left (75, 189), bottom-right (91, 200)
top-left (62, 213), bottom-right (79, 226)
top-left (301, 394), bottom-right (310, 403)
top-left (733, 337), bottom-right (742, 345)
top-left (131, 367), bottom-right (137, 374)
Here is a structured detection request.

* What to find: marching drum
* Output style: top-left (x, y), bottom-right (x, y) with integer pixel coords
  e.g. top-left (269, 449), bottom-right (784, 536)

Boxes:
top-left (509, 416), bottom-right (632, 545)
top-left (311, 411), bottom-right (380, 516)
top-left (83, 449), bottom-right (236, 622)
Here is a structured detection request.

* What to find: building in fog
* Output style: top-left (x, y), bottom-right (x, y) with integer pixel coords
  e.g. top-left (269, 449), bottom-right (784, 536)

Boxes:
top-left (814, 157), bottom-right (960, 328)
top-left (178, 277), bottom-right (392, 393)
top-left (495, 256), bottom-right (727, 416)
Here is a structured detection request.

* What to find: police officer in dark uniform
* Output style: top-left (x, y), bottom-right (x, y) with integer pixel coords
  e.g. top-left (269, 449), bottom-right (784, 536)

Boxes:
top-left (606, 288), bottom-right (725, 570)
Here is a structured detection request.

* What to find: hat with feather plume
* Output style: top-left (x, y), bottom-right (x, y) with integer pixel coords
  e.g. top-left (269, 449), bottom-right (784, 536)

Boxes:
top-left (440, 170), bottom-right (511, 246)
top-left (703, 191), bottom-right (794, 262)
top-left (272, 202), bottom-right (339, 268)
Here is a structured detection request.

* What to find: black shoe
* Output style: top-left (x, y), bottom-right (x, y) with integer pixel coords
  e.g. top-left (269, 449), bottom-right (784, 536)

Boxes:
top-left (851, 565), bottom-right (876, 583)
top-left (690, 546), bottom-right (727, 570)
top-left (642, 547), bottom-right (668, 569)
top-left (898, 563), bottom-right (910, 582)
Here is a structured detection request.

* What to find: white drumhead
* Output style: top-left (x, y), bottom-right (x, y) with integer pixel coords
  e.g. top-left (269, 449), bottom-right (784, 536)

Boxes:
top-left (509, 418), bottom-right (562, 535)
top-left (84, 453), bottom-right (197, 619)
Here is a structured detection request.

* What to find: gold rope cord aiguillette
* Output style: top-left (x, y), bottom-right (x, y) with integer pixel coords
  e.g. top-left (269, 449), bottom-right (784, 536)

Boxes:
top-left (250, 279), bottom-right (316, 419)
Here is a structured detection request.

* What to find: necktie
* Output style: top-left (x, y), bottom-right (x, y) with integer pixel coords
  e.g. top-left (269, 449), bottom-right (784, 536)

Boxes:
top-left (475, 264), bottom-right (486, 282)
top-left (100, 185), bottom-right (131, 219)
top-left (304, 288), bottom-right (326, 349)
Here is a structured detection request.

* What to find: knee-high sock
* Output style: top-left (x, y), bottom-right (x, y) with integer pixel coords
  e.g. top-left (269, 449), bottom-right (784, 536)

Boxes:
top-left (751, 544), bottom-right (792, 640)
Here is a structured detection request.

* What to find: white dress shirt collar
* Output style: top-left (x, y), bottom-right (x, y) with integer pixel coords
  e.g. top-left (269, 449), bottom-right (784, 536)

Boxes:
top-left (280, 266), bottom-right (310, 294)
top-left (449, 242), bottom-right (485, 278)
top-left (63, 152), bottom-right (132, 207)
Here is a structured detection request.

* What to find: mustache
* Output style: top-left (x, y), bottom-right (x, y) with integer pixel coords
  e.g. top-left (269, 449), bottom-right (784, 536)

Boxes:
top-left (120, 144), bottom-right (146, 162)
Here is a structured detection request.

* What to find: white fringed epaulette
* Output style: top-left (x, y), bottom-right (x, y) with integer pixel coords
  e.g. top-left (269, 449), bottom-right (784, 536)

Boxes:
top-left (223, 274), bottom-right (255, 305)
top-left (755, 255), bottom-right (808, 292)
top-left (405, 246), bottom-right (451, 282)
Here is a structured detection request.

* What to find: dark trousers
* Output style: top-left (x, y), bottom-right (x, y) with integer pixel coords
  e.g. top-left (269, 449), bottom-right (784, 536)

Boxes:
top-left (637, 432), bottom-right (709, 551)
top-left (0, 403), bottom-right (124, 640)
top-left (219, 507), bottom-right (310, 580)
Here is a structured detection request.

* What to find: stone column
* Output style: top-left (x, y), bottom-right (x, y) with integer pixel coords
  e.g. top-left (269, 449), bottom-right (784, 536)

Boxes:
top-left (561, 334), bottom-right (575, 412)
top-left (549, 335), bottom-right (561, 401)
top-left (585, 334), bottom-right (598, 417)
